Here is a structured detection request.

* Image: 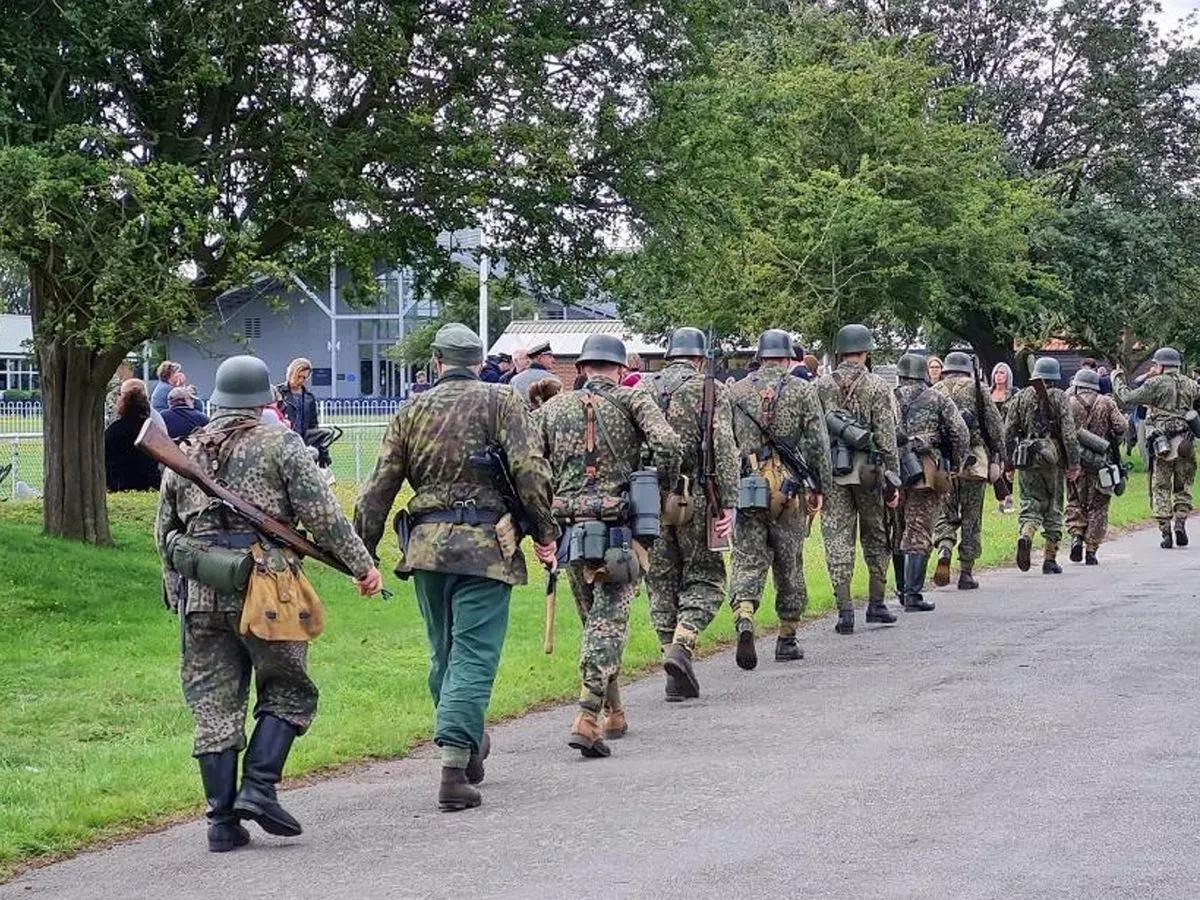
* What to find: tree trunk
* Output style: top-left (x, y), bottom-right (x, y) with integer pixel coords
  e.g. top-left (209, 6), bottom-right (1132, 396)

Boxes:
top-left (942, 308), bottom-right (1017, 379)
top-left (30, 267), bottom-right (133, 545)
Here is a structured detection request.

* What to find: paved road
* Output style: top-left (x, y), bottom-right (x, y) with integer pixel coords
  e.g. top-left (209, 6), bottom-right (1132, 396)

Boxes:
top-left (6, 525), bottom-right (1200, 900)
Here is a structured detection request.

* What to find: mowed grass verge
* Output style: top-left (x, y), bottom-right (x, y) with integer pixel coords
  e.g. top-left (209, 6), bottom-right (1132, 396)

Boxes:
top-left (0, 464), bottom-right (1179, 877)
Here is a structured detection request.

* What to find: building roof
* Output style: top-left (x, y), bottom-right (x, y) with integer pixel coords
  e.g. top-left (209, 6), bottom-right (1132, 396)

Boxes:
top-left (0, 314), bottom-right (32, 357)
top-left (489, 319), bottom-right (664, 357)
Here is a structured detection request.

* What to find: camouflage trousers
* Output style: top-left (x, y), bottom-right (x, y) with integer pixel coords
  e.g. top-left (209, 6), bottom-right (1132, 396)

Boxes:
top-left (728, 505), bottom-right (807, 623)
top-left (933, 478), bottom-right (987, 563)
top-left (821, 482), bottom-right (889, 606)
top-left (182, 611), bottom-right (316, 757)
top-left (648, 505), bottom-right (727, 647)
top-left (567, 566), bottom-right (636, 708)
top-left (1151, 442), bottom-right (1196, 524)
top-left (1017, 466), bottom-right (1065, 544)
top-left (899, 487), bottom-right (943, 554)
top-left (1066, 473), bottom-right (1112, 550)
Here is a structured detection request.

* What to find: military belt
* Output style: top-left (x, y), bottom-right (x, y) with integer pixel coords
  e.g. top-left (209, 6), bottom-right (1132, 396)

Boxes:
top-left (188, 532), bottom-right (260, 549)
top-left (411, 502), bottom-right (502, 527)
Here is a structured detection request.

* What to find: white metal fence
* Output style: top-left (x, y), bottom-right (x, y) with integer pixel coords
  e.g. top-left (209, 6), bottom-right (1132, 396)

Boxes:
top-left (0, 399), bottom-right (405, 499)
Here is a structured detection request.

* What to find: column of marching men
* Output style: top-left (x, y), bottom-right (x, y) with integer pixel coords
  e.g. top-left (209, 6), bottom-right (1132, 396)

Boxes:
top-left (152, 323), bottom-right (1198, 853)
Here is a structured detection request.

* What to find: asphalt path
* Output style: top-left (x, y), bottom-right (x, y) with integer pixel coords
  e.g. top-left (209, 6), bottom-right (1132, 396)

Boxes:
top-left (6, 525), bottom-right (1199, 900)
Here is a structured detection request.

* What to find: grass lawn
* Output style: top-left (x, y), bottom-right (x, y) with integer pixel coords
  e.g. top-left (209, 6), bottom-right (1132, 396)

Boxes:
top-left (0, 464), bottom-right (1179, 877)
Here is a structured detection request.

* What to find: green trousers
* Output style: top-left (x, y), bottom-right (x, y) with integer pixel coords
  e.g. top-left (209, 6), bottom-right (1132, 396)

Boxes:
top-left (413, 571), bottom-right (511, 753)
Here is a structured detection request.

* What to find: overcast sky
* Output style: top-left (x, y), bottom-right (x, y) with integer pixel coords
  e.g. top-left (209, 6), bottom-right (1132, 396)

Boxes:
top-left (1158, 0), bottom-right (1198, 31)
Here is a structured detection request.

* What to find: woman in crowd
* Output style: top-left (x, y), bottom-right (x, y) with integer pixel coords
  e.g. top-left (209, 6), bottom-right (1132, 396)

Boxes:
top-left (277, 357), bottom-right (319, 437)
top-left (151, 361), bottom-right (186, 412)
top-left (990, 362), bottom-right (1016, 513)
top-left (104, 380), bottom-right (162, 492)
top-left (927, 355), bottom-right (944, 383)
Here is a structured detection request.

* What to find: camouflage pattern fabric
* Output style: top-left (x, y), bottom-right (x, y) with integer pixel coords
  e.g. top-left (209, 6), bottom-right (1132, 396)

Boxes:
top-left (354, 369), bottom-right (557, 585)
top-left (726, 363), bottom-right (832, 623)
top-left (640, 361), bottom-right (738, 646)
top-left (816, 361), bottom-right (898, 599)
top-left (934, 480), bottom-right (988, 562)
top-left (567, 571), bottom-right (636, 706)
top-left (1112, 370), bottom-right (1199, 524)
top-left (899, 488), bottom-right (942, 554)
top-left (156, 409), bottom-right (371, 756)
top-left (933, 375), bottom-right (1006, 461)
top-left (895, 381), bottom-right (969, 556)
top-left (182, 611), bottom-right (316, 756)
top-left (1066, 390), bottom-right (1127, 548)
top-left (1018, 466), bottom-right (1066, 543)
top-left (1003, 386), bottom-right (1081, 471)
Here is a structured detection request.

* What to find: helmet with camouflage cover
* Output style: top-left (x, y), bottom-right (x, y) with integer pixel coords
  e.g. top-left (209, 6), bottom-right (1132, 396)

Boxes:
top-left (941, 351), bottom-right (974, 376)
top-left (757, 329), bottom-right (795, 359)
top-left (576, 333), bottom-right (628, 367)
top-left (210, 355), bottom-right (273, 408)
top-left (665, 327), bottom-right (707, 359)
top-left (1071, 368), bottom-right (1100, 390)
top-left (1030, 356), bottom-right (1062, 383)
top-left (835, 323), bottom-right (875, 355)
top-left (1153, 346), bottom-right (1182, 368)
top-left (896, 353), bottom-right (929, 383)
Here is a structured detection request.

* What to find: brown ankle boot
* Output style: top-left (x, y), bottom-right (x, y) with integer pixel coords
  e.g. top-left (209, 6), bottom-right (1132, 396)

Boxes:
top-left (601, 707), bottom-right (627, 740)
top-left (568, 710), bottom-right (611, 759)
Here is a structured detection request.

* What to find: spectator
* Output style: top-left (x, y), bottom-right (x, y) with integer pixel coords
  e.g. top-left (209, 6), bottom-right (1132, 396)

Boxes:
top-left (277, 357), bottom-right (319, 437)
top-left (804, 354), bottom-right (820, 378)
top-left (791, 349), bottom-right (812, 381)
top-left (927, 355), bottom-right (944, 383)
top-left (990, 362), bottom-right (1016, 514)
top-left (528, 378), bottom-right (564, 410)
top-left (261, 386), bottom-right (288, 427)
top-left (161, 386), bottom-right (209, 441)
top-left (509, 340), bottom-right (562, 406)
top-left (151, 361), bottom-right (186, 412)
top-left (501, 348), bottom-right (528, 384)
top-left (1080, 357), bottom-right (1097, 370)
top-left (105, 380), bottom-right (162, 492)
top-left (104, 362), bottom-right (135, 426)
top-left (1098, 365), bottom-right (1113, 395)
top-left (480, 354), bottom-right (504, 383)
top-left (622, 352), bottom-right (643, 387)
top-left (410, 370), bottom-right (432, 395)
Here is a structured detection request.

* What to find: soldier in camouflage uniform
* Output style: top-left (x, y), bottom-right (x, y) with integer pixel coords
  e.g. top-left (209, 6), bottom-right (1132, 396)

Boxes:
top-left (1113, 346), bottom-right (1200, 548)
top-left (727, 330), bottom-right (832, 667)
top-left (354, 324), bottom-right (558, 811)
top-left (817, 324), bottom-right (900, 635)
top-left (931, 352), bottom-right (1007, 589)
top-left (894, 354), bottom-right (969, 611)
top-left (639, 327), bottom-right (738, 700)
top-left (538, 334), bottom-right (681, 758)
top-left (1004, 356), bottom-right (1081, 574)
top-left (155, 355), bottom-right (381, 853)
top-left (1065, 368), bottom-right (1126, 564)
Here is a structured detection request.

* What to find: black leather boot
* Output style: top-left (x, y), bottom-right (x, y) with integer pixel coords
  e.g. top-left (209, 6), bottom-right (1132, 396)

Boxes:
top-left (1176, 519), bottom-right (1189, 547)
top-left (198, 751), bottom-right (250, 853)
top-left (834, 608), bottom-right (855, 635)
top-left (774, 634), bottom-right (804, 661)
top-left (438, 766), bottom-right (482, 812)
top-left (933, 546), bottom-right (952, 587)
top-left (865, 574), bottom-right (897, 624)
top-left (734, 616), bottom-right (757, 671)
top-left (466, 732), bottom-right (490, 786)
top-left (1084, 549), bottom-right (1098, 565)
top-left (903, 553), bottom-right (935, 612)
top-left (892, 552), bottom-right (906, 603)
top-left (663, 643), bottom-right (701, 697)
top-left (1017, 534), bottom-right (1032, 571)
top-left (233, 716), bottom-right (303, 837)
top-left (957, 561), bottom-right (978, 590)
top-left (1069, 535), bottom-right (1084, 563)
top-left (1161, 524), bottom-right (1174, 549)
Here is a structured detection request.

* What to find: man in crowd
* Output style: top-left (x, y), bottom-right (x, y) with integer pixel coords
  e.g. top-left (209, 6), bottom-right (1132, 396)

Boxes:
top-left (162, 386), bottom-right (210, 441)
top-left (509, 341), bottom-right (561, 405)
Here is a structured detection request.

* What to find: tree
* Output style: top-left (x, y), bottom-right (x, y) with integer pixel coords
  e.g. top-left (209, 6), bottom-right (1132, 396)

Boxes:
top-left (0, 252), bottom-right (30, 314)
top-left (612, 10), bottom-right (1049, 367)
top-left (0, 0), bottom-right (702, 543)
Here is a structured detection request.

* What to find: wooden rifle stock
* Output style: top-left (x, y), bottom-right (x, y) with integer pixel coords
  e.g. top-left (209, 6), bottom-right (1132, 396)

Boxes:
top-left (135, 420), bottom-right (355, 577)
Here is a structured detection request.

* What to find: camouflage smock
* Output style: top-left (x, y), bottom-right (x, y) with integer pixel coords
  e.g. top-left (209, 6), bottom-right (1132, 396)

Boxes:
top-left (1004, 387), bottom-right (1081, 469)
top-left (155, 410), bottom-right (375, 613)
top-left (895, 381), bottom-right (970, 471)
top-left (353, 369), bottom-right (556, 586)
top-left (933, 374), bottom-right (1006, 461)
top-left (639, 361), bottom-right (739, 508)
top-left (729, 363), bottom-right (834, 492)
top-left (816, 361), bottom-right (899, 473)
top-left (1112, 370), bottom-right (1199, 434)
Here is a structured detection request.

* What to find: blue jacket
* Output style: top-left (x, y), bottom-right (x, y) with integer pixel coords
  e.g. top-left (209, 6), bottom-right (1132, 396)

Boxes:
top-left (161, 406), bottom-right (210, 441)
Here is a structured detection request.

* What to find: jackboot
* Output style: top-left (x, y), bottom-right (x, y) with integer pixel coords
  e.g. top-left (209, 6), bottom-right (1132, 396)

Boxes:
top-left (865, 573), bottom-right (897, 624)
top-left (663, 642), bottom-right (700, 698)
top-left (734, 616), bottom-right (758, 671)
top-left (1161, 523), bottom-right (1174, 549)
top-left (902, 553), bottom-right (935, 612)
top-left (1175, 519), bottom-right (1189, 547)
top-left (1042, 542), bottom-right (1062, 575)
top-left (465, 732), bottom-right (490, 786)
top-left (834, 584), bottom-right (854, 635)
top-left (957, 561), bottom-right (978, 590)
top-left (568, 709), bottom-right (611, 759)
top-left (933, 545), bottom-right (952, 587)
top-left (233, 716), bottom-right (303, 837)
top-left (892, 552), bottom-right (906, 603)
top-left (1069, 534), bottom-right (1084, 563)
top-left (438, 766), bottom-right (482, 812)
top-left (1085, 549), bottom-right (1098, 566)
top-left (775, 622), bottom-right (804, 661)
top-left (1017, 532), bottom-right (1033, 572)
top-left (198, 751), bottom-right (250, 853)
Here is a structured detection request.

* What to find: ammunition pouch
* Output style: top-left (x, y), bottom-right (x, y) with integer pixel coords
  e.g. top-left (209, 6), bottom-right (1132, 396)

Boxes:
top-left (568, 520), bottom-right (610, 563)
top-left (240, 543), bottom-right (325, 642)
top-left (167, 532), bottom-right (255, 596)
top-left (572, 523), bottom-right (647, 585)
top-left (661, 476), bottom-right (696, 527)
top-left (825, 410), bottom-right (873, 451)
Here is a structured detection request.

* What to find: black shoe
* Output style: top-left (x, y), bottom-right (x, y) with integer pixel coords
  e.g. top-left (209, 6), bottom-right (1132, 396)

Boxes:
top-left (933, 547), bottom-right (952, 587)
top-left (233, 716), bottom-right (303, 837)
top-left (438, 766), bottom-right (482, 812)
top-left (957, 568), bottom-right (978, 590)
top-left (665, 667), bottom-right (685, 703)
top-left (466, 732), bottom-right (490, 786)
top-left (664, 643), bottom-right (701, 697)
top-left (1042, 559), bottom-right (1062, 575)
top-left (198, 751), bottom-right (251, 853)
top-left (902, 553), bottom-right (934, 611)
top-left (1085, 550), bottom-right (1098, 566)
top-left (1017, 536), bottom-right (1032, 571)
top-left (774, 635), bottom-right (804, 661)
top-left (1176, 522), bottom-right (1189, 547)
top-left (735, 617), bottom-right (758, 671)
top-left (834, 609), bottom-right (854, 635)
top-left (1161, 528), bottom-right (1174, 549)
top-left (865, 601), bottom-right (898, 624)
top-left (1069, 536), bottom-right (1084, 563)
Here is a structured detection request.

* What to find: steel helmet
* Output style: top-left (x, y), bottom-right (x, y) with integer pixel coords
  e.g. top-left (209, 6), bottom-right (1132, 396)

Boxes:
top-left (1070, 368), bottom-right (1100, 390)
top-left (941, 352), bottom-right (974, 376)
top-left (665, 327), bottom-right (707, 359)
top-left (835, 324), bottom-right (875, 355)
top-left (210, 355), bottom-right (274, 408)
top-left (757, 329), bottom-right (796, 359)
top-left (1030, 356), bottom-right (1062, 383)
top-left (576, 333), bottom-right (628, 367)
top-left (1153, 346), bottom-right (1182, 368)
top-left (896, 353), bottom-right (930, 383)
